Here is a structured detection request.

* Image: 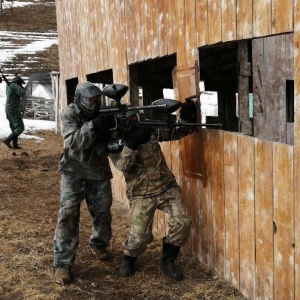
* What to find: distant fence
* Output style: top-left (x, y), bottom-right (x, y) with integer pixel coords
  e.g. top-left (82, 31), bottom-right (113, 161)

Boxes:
top-left (24, 97), bottom-right (54, 120)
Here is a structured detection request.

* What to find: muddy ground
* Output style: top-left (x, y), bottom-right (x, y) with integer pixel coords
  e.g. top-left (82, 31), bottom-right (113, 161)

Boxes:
top-left (0, 131), bottom-right (246, 300)
top-left (0, 1), bottom-right (246, 299)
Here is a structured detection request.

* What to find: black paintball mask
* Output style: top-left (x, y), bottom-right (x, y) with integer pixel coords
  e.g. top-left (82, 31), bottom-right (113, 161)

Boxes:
top-left (75, 82), bottom-right (103, 120)
top-left (13, 74), bottom-right (25, 87)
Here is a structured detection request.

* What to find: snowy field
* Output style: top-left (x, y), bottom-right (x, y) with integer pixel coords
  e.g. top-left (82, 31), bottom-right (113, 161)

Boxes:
top-left (0, 0), bottom-right (57, 140)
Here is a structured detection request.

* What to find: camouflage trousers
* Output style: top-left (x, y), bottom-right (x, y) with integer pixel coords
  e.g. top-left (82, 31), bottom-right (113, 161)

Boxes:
top-left (123, 185), bottom-right (191, 257)
top-left (53, 174), bottom-right (112, 267)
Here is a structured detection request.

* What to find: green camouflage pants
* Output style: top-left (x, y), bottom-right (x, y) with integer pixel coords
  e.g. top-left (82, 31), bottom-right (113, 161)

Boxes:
top-left (6, 107), bottom-right (24, 135)
top-left (53, 174), bottom-right (112, 267)
top-left (123, 185), bottom-right (191, 257)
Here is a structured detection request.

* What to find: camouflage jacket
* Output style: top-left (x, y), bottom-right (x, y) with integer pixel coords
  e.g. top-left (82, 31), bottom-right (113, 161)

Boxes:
top-left (58, 103), bottom-right (112, 181)
top-left (110, 125), bottom-right (193, 198)
top-left (5, 82), bottom-right (25, 111)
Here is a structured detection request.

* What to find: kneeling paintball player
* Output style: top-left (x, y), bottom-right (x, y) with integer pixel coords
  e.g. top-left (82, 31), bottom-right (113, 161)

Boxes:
top-left (109, 100), bottom-right (197, 281)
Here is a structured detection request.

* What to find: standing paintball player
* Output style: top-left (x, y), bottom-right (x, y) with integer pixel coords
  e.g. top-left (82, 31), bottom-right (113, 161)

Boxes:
top-left (109, 100), bottom-right (197, 281)
top-left (53, 81), bottom-right (115, 284)
top-left (2, 74), bottom-right (26, 149)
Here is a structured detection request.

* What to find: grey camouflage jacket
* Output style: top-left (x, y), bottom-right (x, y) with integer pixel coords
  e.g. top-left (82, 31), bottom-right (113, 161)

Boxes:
top-left (110, 124), bottom-right (193, 198)
top-left (58, 103), bottom-right (112, 181)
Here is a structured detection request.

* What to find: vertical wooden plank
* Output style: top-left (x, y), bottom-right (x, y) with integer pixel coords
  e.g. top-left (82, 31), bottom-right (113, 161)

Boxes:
top-left (134, 0), bottom-right (144, 62)
top-left (103, 0), bottom-right (111, 70)
top-left (190, 176), bottom-right (202, 261)
top-left (157, 0), bottom-right (168, 57)
top-left (237, 0), bottom-right (253, 40)
top-left (221, 0), bottom-right (237, 42)
top-left (294, 1), bottom-right (300, 298)
top-left (172, 63), bottom-right (202, 180)
top-left (125, 0), bottom-right (134, 64)
top-left (150, 0), bottom-right (159, 59)
top-left (88, 0), bottom-right (100, 73)
top-left (223, 132), bottom-right (239, 289)
top-left (185, 0), bottom-right (197, 63)
top-left (273, 144), bottom-right (294, 299)
top-left (252, 36), bottom-right (287, 143)
top-left (207, 0), bottom-right (222, 44)
top-left (238, 134), bottom-right (255, 300)
top-left (143, 0), bottom-right (151, 60)
top-left (210, 130), bottom-right (225, 276)
top-left (167, 0), bottom-right (177, 55)
top-left (255, 139), bottom-right (273, 300)
top-left (200, 130), bottom-right (213, 267)
top-left (285, 33), bottom-right (294, 81)
top-left (76, 0), bottom-right (85, 80)
top-left (99, 0), bottom-right (110, 70)
top-left (196, 0), bottom-right (208, 47)
top-left (272, 0), bottom-right (293, 35)
top-left (130, 0), bottom-right (138, 63)
top-left (94, 0), bottom-right (104, 70)
top-left (107, 0), bottom-right (116, 72)
top-left (176, 0), bottom-right (187, 65)
top-left (238, 40), bottom-right (252, 135)
top-left (253, 0), bottom-right (271, 37)
top-left (77, 0), bottom-right (89, 73)
top-left (114, 0), bottom-right (128, 85)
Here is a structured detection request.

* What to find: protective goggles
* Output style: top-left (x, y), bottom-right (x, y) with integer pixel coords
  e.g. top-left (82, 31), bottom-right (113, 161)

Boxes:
top-left (80, 95), bottom-right (101, 110)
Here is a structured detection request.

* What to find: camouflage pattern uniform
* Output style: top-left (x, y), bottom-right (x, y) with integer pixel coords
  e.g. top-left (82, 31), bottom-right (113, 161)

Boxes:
top-left (110, 125), bottom-right (192, 257)
top-left (53, 103), bottom-right (113, 268)
top-left (5, 78), bottom-right (26, 135)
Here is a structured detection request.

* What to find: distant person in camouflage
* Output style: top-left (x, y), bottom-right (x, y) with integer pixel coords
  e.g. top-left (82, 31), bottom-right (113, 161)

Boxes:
top-left (53, 81), bottom-right (115, 285)
top-left (2, 74), bottom-right (26, 149)
top-left (109, 100), bottom-right (197, 281)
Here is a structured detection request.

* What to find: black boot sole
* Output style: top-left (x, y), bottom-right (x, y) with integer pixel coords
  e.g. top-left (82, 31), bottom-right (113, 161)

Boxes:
top-left (3, 141), bottom-right (12, 149)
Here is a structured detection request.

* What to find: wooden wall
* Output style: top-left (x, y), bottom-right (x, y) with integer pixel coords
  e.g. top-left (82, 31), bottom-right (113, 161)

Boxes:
top-left (55, 0), bottom-right (300, 299)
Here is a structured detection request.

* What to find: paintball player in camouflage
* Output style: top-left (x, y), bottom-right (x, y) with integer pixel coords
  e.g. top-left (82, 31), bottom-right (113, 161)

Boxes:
top-left (53, 81), bottom-right (115, 284)
top-left (109, 100), bottom-right (197, 281)
top-left (2, 74), bottom-right (26, 149)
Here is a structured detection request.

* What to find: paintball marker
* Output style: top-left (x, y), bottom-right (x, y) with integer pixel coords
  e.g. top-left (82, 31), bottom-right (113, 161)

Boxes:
top-left (102, 84), bottom-right (221, 128)
top-left (102, 84), bottom-right (222, 153)
top-left (0, 66), bottom-right (10, 86)
top-left (101, 84), bottom-right (169, 123)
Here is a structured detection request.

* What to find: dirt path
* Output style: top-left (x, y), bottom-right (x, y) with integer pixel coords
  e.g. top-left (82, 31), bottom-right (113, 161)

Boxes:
top-left (0, 131), bottom-right (245, 300)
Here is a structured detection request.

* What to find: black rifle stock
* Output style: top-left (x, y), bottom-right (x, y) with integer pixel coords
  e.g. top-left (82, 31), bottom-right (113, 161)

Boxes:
top-left (103, 84), bottom-right (222, 153)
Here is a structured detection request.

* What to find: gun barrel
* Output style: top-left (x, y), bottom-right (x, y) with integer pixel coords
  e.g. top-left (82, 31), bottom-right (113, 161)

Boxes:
top-left (99, 104), bottom-right (167, 114)
top-left (139, 121), bottom-right (222, 128)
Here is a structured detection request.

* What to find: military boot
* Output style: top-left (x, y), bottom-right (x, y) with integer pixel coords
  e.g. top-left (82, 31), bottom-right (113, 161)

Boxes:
top-left (55, 266), bottom-right (71, 284)
top-left (2, 132), bottom-right (18, 149)
top-left (119, 255), bottom-right (137, 277)
top-left (161, 238), bottom-right (183, 281)
top-left (12, 136), bottom-right (22, 149)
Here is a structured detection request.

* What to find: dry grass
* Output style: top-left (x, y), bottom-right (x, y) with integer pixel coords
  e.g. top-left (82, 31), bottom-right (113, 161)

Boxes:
top-left (0, 131), bottom-right (246, 300)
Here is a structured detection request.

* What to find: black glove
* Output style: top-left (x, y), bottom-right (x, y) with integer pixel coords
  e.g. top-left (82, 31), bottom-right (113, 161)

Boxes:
top-left (180, 100), bottom-right (197, 123)
top-left (126, 127), bottom-right (152, 150)
top-left (92, 115), bottom-right (115, 143)
top-left (92, 114), bottom-right (115, 131)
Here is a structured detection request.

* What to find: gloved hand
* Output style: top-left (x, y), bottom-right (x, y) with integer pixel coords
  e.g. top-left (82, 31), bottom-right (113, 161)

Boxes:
top-left (126, 127), bottom-right (153, 150)
top-left (179, 100), bottom-right (197, 123)
top-left (92, 114), bottom-right (115, 131)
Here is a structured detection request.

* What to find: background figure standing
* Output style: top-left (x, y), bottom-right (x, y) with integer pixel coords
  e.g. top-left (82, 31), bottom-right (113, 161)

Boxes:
top-left (2, 74), bottom-right (25, 149)
top-left (109, 101), bottom-right (197, 281)
top-left (53, 81), bottom-right (115, 285)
